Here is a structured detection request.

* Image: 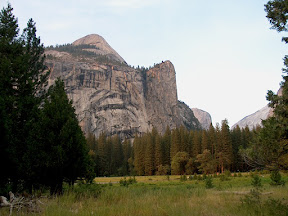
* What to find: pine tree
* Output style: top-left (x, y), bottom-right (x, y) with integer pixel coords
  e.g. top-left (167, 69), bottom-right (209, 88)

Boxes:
top-left (40, 79), bottom-right (91, 194)
top-left (0, 4), bottom-right (49, 192)
top-left (122, 139), bottom-right (132, 175)
top-left (201, 130), bottom-right (209, 152)
top-left (133, 134), bottom-right (145, 175)
top-left (110, 135), bottom-right (123, 175)
top-left (145, 132), bottom-right (155, 175)
top-left (179, 125), bottom-right (189, 152)
top-left (154, 132), bottom-right (163, 170)
top-left (218, 119), bottom-right (233, 173)
top-left (162, 126), bottom-right (171, 165)
top-left (208, 124), bottom-right (216, 160)
top-left (170, 128), bottom-right (181, 160)
top-left (191, 130), bottom-right (201, 158)
top-left (231, 125), bottom-right (243, 171)
top-left (97, 132), bottom-right (108, 176)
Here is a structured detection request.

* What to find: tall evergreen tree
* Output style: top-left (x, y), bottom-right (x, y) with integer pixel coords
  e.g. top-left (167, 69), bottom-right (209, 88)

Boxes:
top-left (154, 132), bottom-right (163, 170)
top-left (110, 135), bottom-right (123, 175)
top-left (231, 125), bottom-right (243, 171)
top-left (0, 4), bottom-right (49, 192)
top-left (40, 78), bottom-right (91, 194)
top-left (145, 132), bottom-right (155, 175)
top-left (218, 120), bottom-right (233, 173)
top-left (122, 139), bottom-right (133, 175)
top-left (97, 132), bottom-right (108, 176)
top-left (162, 126), bottom-right (171, 166)
top-left (191, 130), bottom-right (201, 158)
top-left (207, 124), bottom-right (216, 160)
top-left (133, 134), bottom-right (145, 175)
top-left (170, 128), bottom-right (181, 160)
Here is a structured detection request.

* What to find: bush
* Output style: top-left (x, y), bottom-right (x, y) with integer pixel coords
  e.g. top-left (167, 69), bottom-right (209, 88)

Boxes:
top-left (74, 183), bottom-right (102, 199)
top-left (251, 175), bottom-right (262, 188)
top-left (197, 175), bottom-right (203, 181)
top-left (220, 174), bottom-right (230, 181)
top-left (270, 170), bottom-right (285, 186)
top-left (202, 173), bottom-right (207, 180)
top-left (205, 177), bottom-right (214, 189)
top-left (119, 177), bottom-right (137, 187)
top-left (224, 170), bottom-right (231, 177)
top-left (265, 198), bottom-right (288, 216)
top-left (180, 175), bottom-right (187, 182)
top-left (242, 189), bottom-right (288, 216)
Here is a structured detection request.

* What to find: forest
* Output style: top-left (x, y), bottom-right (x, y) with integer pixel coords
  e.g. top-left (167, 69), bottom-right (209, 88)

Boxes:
top-left (86, 123), bottom-right (257, 177)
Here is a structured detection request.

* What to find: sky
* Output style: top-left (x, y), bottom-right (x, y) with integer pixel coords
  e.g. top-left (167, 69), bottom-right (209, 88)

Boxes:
top-left (1, 0), bottom-right (286, 127)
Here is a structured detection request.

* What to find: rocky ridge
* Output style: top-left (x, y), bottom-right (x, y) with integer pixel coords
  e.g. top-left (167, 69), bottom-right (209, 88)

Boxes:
top-left (191, 108), bottom-right (212, 130)
top-left (232, 88), bottom-right (282, 130)
top-left (45, 34), bottom-right (204, 138)
top-left (232, 105), bottom-right (272, 130)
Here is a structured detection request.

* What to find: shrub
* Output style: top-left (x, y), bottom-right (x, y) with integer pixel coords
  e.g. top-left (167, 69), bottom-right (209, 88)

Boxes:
top-left (205, 177), bottom-right (214, 189)
top-left (197, 175), bottom-right (203, 181)
top-left (202, 173), bottom-right (207, 180)
top-left (119, 177), bottom-right (137, 187)
top-left (74, 183), bottom-right (102, 199)
top-left (224, 170), bottom-right (231, 177)
top-left (270, 170), bottom-right (285, 186)
top-left (265, 198), bottom-right (288, 216)
top-left (220, 174), bottom-right (229, 181)
top-left (119, 178), bottom-right (128, 187)
top-left (251, 175), bottom-right (262, 188)
top-left (180, 175), bottom-right (187, 182)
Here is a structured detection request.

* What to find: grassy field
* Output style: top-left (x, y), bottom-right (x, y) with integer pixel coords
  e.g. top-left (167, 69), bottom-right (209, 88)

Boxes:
top-left (1, 172), bottom-right (288, 216)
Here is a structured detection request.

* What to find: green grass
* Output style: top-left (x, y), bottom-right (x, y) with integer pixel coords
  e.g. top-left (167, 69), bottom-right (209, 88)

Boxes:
top-left (1, 173), bottom-right (288, 216)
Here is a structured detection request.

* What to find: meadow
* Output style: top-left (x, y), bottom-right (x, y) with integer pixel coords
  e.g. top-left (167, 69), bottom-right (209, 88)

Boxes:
top-left (1, 172), bottom-right (288, 216)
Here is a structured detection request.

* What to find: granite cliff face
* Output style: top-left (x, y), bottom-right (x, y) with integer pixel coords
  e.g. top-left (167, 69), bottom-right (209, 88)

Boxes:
top-left (191, 108), bottom-right (212, 130)
top-left (232, 105), bottom-right (272, 130)
top-left (45, 34), bottom-right (202, 137)
top-left (178, 102), bottom-right (202, 130)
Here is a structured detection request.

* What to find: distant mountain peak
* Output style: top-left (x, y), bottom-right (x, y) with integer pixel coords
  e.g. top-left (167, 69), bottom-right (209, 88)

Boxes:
top-left (232, 88), bottom-right (281, 130)
top-left (72, 34), bottom-right (126, 63)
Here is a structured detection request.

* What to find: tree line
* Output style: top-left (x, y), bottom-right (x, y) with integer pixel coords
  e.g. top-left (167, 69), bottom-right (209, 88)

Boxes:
top-left (87, 122), bottom-right (257, 177)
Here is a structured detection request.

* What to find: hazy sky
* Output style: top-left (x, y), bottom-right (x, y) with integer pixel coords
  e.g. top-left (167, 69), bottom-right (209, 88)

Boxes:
top-left (1, 0), bottom-right (286, 127)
